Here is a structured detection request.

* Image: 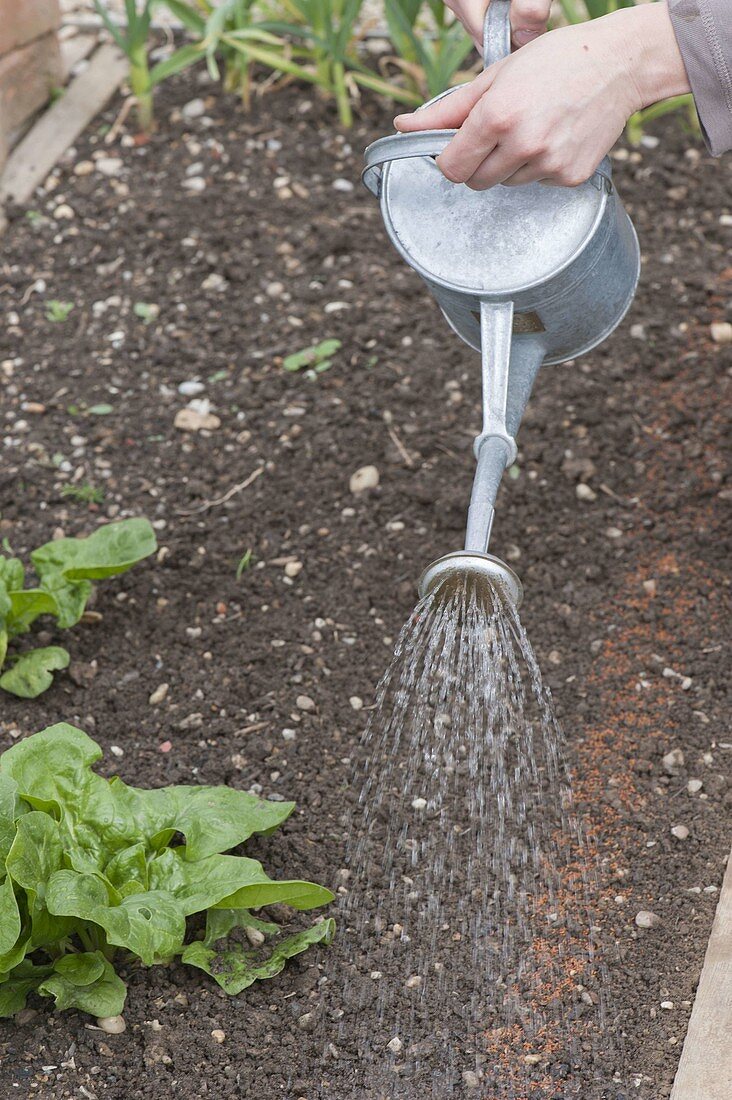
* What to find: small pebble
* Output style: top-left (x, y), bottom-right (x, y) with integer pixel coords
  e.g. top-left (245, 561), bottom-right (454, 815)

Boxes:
top-left (405, 975), bottom-right (422, 989)
top-left (349, 696), bottom-right (363, 710)
top-left (386, 1036), bottom-right (403, 1055)
top-left (349, 465), bottom-right (380, 494)
top-left (524, 1054), bottom-right (542, 1065)
top-left (245, 927), bottom-right (265, 947)
top-left (95, 157), bottom-right (123, 177)
top-left (178, 380), bottom-right (205, 397)
top-left (687, 779), bottom-right (703, 794)
top-left (182, 97), bottom-right (206, 119)
top-left (282, 728), bottom-right (297, 741)
top-left (660, 1001), bottom-right (674, 1010)
top-left (671, 825), bottom-right (689, 840)
top-left (605, 526), bottom-right (623, 539)
top-left (297, 1012), bottom-right (316, 1032)
top-left (296, 694), bottom-right (316, 712)
top-left (462, 1070), bottom-right (481, 1089)
top-left (663, 749), bottom-right (685, 775)
top-left (149, 683), bottom-right (169, 706)
top-left (576, 483), bottom-right (597, 502)
top-left (411, 797), bottom-right (427, 810)
top-left (97, 1016), bottom-right (126, 1034)
top-left (635, 910), bottom-right (661, 929)
top-left (284, 561), bottom-right (302, 578)
top-left (710, 321), bottom-right (732, 344)
top-left (332, 178), bottom-right (354, 192)
top-left (211, 1029), bottom-right (226, 1044)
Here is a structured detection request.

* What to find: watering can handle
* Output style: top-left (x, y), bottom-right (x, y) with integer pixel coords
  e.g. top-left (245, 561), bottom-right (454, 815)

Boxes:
top-left (483, 0), bottom-right (512, 69)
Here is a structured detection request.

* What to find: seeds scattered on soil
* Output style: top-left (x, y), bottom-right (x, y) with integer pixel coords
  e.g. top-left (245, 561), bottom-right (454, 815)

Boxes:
top-left (671, 825), bottom-right (690, 840)
top-left (349, 465), bottom-right (379, 494)
top-left (386, 1036), bottom-right (402, 1054)
top-left (149, 683), bottom-right (169, 706)
top-left (296, 694), bottom-right (316, 712)
top-left (97, 1016), bottom-right (126, 1034)
top-left (663, 749), bottom-right (685, 774)
top-left (211, 1029), bottom-right (226, 1044)
top-left (635, 910), bottom-right (662, 929)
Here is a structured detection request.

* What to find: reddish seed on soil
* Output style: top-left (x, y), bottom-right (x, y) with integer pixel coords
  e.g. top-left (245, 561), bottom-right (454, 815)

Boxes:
top-left (159, 741), bottom-right (172, 754)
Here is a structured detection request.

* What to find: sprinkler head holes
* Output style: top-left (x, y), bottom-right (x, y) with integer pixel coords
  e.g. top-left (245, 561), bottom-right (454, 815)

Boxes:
top-left (418, 551), bottom-right (523, 609)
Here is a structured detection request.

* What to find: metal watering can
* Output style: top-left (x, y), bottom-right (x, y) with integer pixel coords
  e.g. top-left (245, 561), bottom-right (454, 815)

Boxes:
top-left (362, 0), bottom-right (640, 608)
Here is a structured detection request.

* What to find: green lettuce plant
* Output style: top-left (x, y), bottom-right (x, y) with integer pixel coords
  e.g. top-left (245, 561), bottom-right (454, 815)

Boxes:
top-left (0, 518), bottom-right (157, 698)
top-left (0, 724), bottom-right (334, 1019)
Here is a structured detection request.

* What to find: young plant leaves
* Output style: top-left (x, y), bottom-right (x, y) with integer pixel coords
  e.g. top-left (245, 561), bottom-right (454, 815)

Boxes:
top-left (0, 726), bottom-right (334, 1020)
top-left (0, 646), bottom-right (70, 699)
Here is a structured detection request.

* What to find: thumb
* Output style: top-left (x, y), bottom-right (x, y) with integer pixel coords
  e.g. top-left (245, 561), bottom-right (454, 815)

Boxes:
top-left (394, 64), bottom-right (499, 133)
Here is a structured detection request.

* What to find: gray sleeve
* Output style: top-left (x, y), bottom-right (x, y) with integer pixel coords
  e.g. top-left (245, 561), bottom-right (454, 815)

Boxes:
top-left (668, 0), bottom-right (732, 155)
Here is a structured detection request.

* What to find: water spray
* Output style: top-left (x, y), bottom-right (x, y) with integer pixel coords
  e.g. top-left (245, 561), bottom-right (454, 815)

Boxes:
top-left (363, 0), bottom-right (640, 610)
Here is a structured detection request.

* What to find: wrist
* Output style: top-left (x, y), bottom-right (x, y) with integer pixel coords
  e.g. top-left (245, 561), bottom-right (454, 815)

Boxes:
top-left (604, 2), bottom-right (691, 112)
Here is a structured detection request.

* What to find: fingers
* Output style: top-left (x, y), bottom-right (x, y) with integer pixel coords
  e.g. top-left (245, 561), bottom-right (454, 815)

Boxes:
top-left (435, 91), bottom-right (510, 183)
top-left (394, 65), bottom-right (497, 134)
top-left (463, 146), bottom-right (529, 190)
top-left (444, 0), bottom-right (489, 49)
top-left (511, 0), bottom-right (552, 47)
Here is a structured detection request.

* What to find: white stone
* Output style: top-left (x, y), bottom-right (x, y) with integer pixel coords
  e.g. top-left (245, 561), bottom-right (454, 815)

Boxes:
top-left (710, 322), bottom-right (732, 344)
top-left (576, 483), bottom-right (597, 502)
top-left (211, 1028), bottom-right (226, 1043)
top-left (178, 380), bottom-right (205, 397)
top-left (635, 910), bottom-right (661, 929)
top-left (182, 177), bottom-right (207, 192)
top-left (284, 561), bottom-right (303, 578)
top-left (245, 926), bottom-right (265, 947)
top-left (411, 797), bottom-right (427, 810)
top-left (386, 1036), bottom-right (403, 1054)
top-left (96, 157), bottom-right (123, 177)
top-left (663, 749), bottom-right (685, 775)
top-left (174, 407), bottom-right (220, 432)
top-left (671, 825), bottom-right (689, 840)
top-left (687, 779), bottom-right (703, 794)
top-left (324, 301), bottom-right (349, 313)
top-left (349, 696), bottom-right (363, 710)
top-left (349, 465), bottom-right (379, 494)
top-left (97, 1015), bottom-right (126, 1034)
top-left (462, 1071), bottom-right (481, 1089)
top-left (201, 273), bottom-right (228, 292)
top-left (332, 178), bottom-right (354, 192)
top-left (282, 728), bottom-right (297, 741)
top-left (296, 694), bottom-right (316, 711)
top-left (182, 97), bottom-right (206, 119)
top-left (149, 683), bottom-right (169, 706)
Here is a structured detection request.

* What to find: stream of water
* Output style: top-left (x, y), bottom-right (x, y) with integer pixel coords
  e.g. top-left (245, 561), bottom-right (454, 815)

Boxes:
top-left (316, 575), bottom-right (623, 1098)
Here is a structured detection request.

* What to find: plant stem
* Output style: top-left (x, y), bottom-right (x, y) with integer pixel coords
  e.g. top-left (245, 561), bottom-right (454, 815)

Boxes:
top-left (333, 61), bottom-right (352, 127)
top-left (129, 43), bottom-right (154, 133)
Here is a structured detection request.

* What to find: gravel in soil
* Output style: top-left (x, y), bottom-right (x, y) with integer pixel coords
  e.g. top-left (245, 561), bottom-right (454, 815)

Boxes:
top-left (0, 72), bottom-right (730, 1098)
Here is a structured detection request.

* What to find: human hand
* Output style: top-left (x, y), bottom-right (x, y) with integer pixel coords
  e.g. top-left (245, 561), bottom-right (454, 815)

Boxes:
top-left (444, 0), bottom-right (551, 51)
top-left (395, 4), bottom-right (689, 190)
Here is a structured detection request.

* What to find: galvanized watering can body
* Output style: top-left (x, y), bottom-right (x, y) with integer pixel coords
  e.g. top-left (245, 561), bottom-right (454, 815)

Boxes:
top-left (362, 0), bottom-right (641, 604)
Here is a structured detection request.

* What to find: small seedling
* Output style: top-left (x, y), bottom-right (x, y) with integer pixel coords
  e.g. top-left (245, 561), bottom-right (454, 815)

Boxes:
top-left (45, 301), bottom-right (74, 323)
top-left (283, 339), bottom-right (341, 377)
top-left (0, 518), bottom-right (156, 697)
top-left (236, 549), bottom-right (254, 579)
top-left (25, 211), bottom-right (43, 226)
top-left (0, 724), bottom-right (334, 1020)
top-left (61, 484), bottom-right (105, 505)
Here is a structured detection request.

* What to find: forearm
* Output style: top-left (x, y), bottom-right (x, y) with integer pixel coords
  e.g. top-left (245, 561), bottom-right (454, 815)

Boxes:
top-left (602, 2), bottom-right (691, 112)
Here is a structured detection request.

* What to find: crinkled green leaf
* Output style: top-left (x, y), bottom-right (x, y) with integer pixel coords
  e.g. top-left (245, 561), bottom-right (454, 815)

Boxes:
top-left (0, 556), bottom-right (24, 595)
top-left (148, 848), bottom-right (334, 915)
top-left (0, 724), bottom-right (102, 814)
top-left (6, 812), bottom-right (64, 908)
top-left (38, 951), bottom-right (126, 1017)
top-left (0, 960), bottom-right (52, 1017)
top-left (104, 843), bottom-right (149, 895)
top-left (5, 589), bottom-right (58, 636)
top-left (32, 518), bottom-right (157, 584)
top-left (0, 876), bottom-right (21, 955)
top-left (0, 646), bottom-right (70, 698)
top-left (0, 774), bottom-right (25, 866)
top-left (0, 937), bottom-right (30, 975)
top-left (109, 782), bottom-right (295, 860)
top-left (47, 871), bottom-right (186, 965)
top-left (182, 918), bottom-right (335, 995)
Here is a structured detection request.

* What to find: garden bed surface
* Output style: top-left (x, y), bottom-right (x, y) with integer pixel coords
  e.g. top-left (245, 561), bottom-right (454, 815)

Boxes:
top-left (0, 73), bottom-right (730, 1098)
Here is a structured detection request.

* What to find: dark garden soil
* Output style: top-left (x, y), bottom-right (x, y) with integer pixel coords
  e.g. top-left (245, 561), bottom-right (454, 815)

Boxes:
top-left (0, 69), bottom-right (730, 1100)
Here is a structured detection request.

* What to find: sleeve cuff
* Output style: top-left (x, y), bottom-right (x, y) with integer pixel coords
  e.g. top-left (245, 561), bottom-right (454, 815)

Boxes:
top-left (668, 0), bottom-right (732, 156)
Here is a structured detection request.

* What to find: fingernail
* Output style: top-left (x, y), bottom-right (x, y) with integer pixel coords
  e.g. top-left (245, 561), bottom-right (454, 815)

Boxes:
top-left (514, 29), bottom-right (541, 46)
